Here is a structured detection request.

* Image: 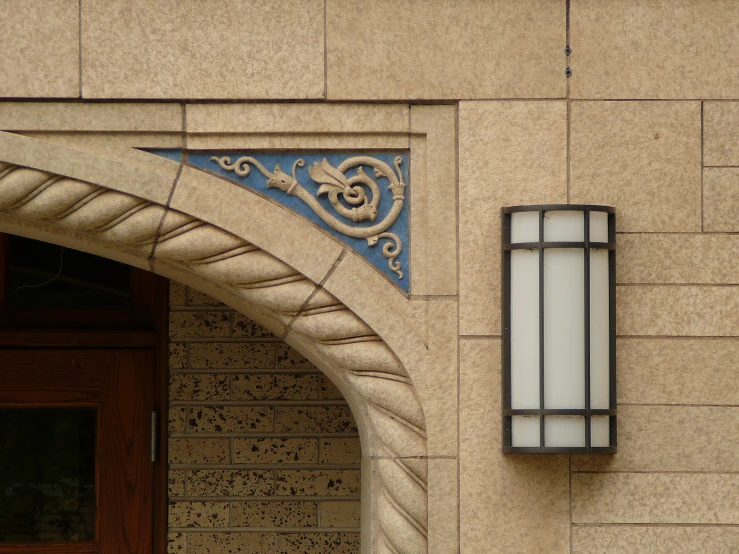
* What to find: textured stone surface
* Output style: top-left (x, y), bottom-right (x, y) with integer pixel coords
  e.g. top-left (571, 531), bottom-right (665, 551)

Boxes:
top-left (167, 532), bottom-right (186, 553)
top-left (572, 473), bottom-right (739, 523)
top-left (459, 101), bottom-right (567, 335)
top-left (572, 526), bottom-right (739, 554)
top-left (570, 0), bottom-right (739, 98)
top-left (459, 338), bottom-right (570, 553)
top-left (704, 168), bottom-right (739, 232)
top-left (169, 343), bottom-right (187, 370)
top-left (188, 470), bottom-right (275, 497)
top-left (189, 343), bottom-right (275, 369)
top-left (276, 470), bottom-right (361, 497)
top-left (230, 501), bottom-right (317, 527)
top-left (169, 407), bottom-right (186, 433)
top-left (570, 101), bottom-right (701, 231)
top-left (327, 0), bottom-right (565, 99)
top-left (0, 0), bottom-right (79, 97)
top-left (704, 101), bottom-right (739, 166)
top-left (169, 312), bottom-right (230, 339)
top-left (275, 346), bottom-right (316, 369)
top-left (169, 470), bottom-right (185, 497)
top-left (168, 502), bottom-right (229, 528)
top-left (319, 376), bottom-right (343, 400)
top-left (168, 438), bottom-right (230, 465)
top-left (82, 0), bottom-right (324, 99)
top-left (618, 234), bottom-right (739, 284)
top-left (187, 533), bottom-right (273, 554)
top-left (320, 502), bottom-right (361, 528)
top-left (188, 406), bottom-right (273, 434)
top-left (618, 286), bottom-right (739, 336)
top-left (0, 102), bottom-right (181, 131)
top-left (170, 374), bottom-right (230, 401)
top-left (572, 406), bottom-right (739, 472)
top-left (618, 338), bottom-right (739, 405)
top-left (232, 374), bottom-right (319, 401)
top-left (320, 439), bottom-right (362, 465)
top-left (276, 533), bottom-right (360, 554)
top-left (234, 438), bottom-right (319, 465)
top-left (231, 313), bottom-right (275, 338)
top-left (275, 407), bottom-right (358, 433)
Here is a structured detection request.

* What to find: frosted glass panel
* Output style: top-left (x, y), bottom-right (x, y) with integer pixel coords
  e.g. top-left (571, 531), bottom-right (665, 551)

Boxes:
top-left (511, 416), bottom-right (540, 447)
top-left (544, 211), bottom-right (584, 242)
top-left (589, 211), bottom-right (609, 243)
top-left (511, 211), bottom-right (540, 243)
top-left (510, 250), bottom-right (540, 409)
top-left (591, 416), bottom-right (610, 447)
top-left (545, 416), bottom-right (585, 447)
top-left (544, 249), bottom-right (585, 409)
top-left (590, 250), bottom-right (610, 409)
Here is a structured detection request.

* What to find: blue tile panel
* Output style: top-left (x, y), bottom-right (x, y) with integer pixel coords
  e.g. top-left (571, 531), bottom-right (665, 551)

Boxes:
top-left (148, 150), bottom-right (410, 292)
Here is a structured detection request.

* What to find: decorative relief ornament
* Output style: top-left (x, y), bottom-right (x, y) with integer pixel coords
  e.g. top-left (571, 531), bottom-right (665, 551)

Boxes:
top-left (210, 154), bottom-right (408, 281)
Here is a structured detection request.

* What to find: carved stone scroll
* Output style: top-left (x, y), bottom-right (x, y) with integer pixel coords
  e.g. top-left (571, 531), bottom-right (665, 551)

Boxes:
top-left (0, 161), bottom-right (428, 554)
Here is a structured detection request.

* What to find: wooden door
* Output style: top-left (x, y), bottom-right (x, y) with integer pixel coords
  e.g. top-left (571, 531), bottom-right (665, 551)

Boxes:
top-left (0, 349), bottom-right (154, 554)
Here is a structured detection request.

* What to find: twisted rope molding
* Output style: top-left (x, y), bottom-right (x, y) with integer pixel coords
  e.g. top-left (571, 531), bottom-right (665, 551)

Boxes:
top-left (0, 162), bottom-right (428, 554)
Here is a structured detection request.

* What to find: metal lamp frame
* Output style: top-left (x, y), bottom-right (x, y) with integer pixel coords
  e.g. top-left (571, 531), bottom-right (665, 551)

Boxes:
top-left (501, 204), bottom-right (617, 453)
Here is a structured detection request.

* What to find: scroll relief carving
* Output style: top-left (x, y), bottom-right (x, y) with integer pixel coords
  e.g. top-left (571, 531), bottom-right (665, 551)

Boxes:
top-left (0, 161), bottom-right (428, 554)
top-left (211, 155), bottom-right (407, 280)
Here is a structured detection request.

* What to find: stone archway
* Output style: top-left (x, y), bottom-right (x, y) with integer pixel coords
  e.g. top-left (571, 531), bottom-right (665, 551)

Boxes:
top-left (0, 141), bottom-right (428, 554)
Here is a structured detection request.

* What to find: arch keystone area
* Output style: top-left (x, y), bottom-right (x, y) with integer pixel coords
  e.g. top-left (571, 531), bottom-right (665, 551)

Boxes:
top-left (0, 132), bottom-right (429, 554)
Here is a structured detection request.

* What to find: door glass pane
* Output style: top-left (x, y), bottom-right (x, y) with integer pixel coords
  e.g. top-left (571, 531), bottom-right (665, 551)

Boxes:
top-left (0, 408), bottom-right (96, 542)
top-left (6, 235), bottom-right (132, 309)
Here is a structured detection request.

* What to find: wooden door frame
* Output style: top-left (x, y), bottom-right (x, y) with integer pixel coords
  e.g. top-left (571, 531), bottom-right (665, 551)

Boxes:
top-left (0, 234), bottom-right (169, 553)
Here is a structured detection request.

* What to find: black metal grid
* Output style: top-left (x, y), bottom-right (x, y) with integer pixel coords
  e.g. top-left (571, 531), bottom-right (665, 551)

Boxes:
top-left (501, 204), bottom-right (617, 454)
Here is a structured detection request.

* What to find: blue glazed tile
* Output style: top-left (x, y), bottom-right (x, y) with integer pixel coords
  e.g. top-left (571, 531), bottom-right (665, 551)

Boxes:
top-left (142, 148), bottom-right (183, 163)
top-left (149, 150), bottom-right (410, 292)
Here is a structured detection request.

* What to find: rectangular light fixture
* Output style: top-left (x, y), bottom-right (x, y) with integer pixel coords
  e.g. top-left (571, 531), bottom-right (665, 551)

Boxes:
top-left (501, 205), bottom-right (616, 453)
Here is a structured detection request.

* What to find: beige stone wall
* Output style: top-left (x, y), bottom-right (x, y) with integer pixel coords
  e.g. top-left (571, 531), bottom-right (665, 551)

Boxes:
top-left (2, 1), bottom-right (739, 553)
top-left (167, 281), bottom-right (361, 553)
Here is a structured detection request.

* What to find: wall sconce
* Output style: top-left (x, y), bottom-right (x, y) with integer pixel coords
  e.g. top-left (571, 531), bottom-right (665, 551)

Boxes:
top-left (502, 205), bottom-right (616, 453)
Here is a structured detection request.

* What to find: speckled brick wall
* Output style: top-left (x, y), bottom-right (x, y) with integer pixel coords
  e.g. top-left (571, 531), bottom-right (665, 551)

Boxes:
top-left (167, 281), bottom-right (361, 554)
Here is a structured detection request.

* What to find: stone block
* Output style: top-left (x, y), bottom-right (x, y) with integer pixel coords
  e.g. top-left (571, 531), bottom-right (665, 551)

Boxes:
top-left (0, 0), bottom-right (79, 97)
top-left (276, 533), bottom-right (360, 554)
top-left (169, 311), bottom-right (230, 339)
top-left (618, 286), bottom-right (739, 336)
top-left (188, 469), bottom-right (274, 497)
top-left (459, 101), bottom-right (567, 335)
top-left (231, 374), bottom-right (319, 401)
top-left (169, 407), bottom-right (187, 434)
top-left (572, 406), bottom-right (739, 472)
top-left (617, 234), bottom-right (739, 284)
top-left (326, 0), bottom-right (564, 99)
top-left (319, 375), bottom-right (344, 400)
top-left (170, 373), bottom-right (230, 401)
top-left (572, 526), bottom-right (739, 554)
top-left (618, 338), bottom-right (739, 405)
top-left (319, 502), bottom-right (361, 528)
top-left (82, 0), bottom-right (324, 99)
top-left (459, 338), bottom-right (570, 553)
top-left (169, 343), bottom-right (187, 370)
top-left (168, 438), bottom-right (229, 465)
top-left (187, 533), bottom-right (273, 554)
top-left (570, 0), bottom-right (739, 98)
top-left (276, 345), bottom-right (316, 369)
top-left (168, 501), bottom-right (229, 528)
top-left (169, 469), bottom-right (185, 497)
top-left (188, 406), bottom-right (273, 434)
top-left (169, 281), bottom-right (187, 305)
top-left (320, 438), bottom-right (361, 465)
top-left (167, 532), bottom-right (186, 553)
top-left (232, 313), bottom-right (275, 338)
top-left (572, 473), bottom-right (739, 523)
top-left (189, 343), bottom-right (275, 369)
top-left (187, 288), bottom-right (225, 307)
top-left (275, 406), bottom-right (358, 433)
top-left (704, 168), bottom-right (739, 232)
top-left (570, 101), bottom-right (701, 232)
top-left (230, 501), bottom-right (317, 527)
top-left (275, 470), bottom-right (361, 496)
top-left (704, 101), bottom-right (739, 166)
top-left (234, 438), bottom-right (319, 465)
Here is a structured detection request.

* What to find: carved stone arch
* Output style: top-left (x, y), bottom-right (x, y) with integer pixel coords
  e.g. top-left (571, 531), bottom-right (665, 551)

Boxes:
top-left (0, 143), bottom-right (428, 554)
